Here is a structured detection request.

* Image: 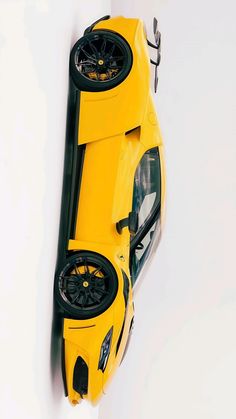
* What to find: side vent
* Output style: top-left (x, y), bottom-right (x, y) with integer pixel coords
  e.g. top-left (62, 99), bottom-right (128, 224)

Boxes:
top-left (125, 126), bottom-right (141, 137)
top-left (73, 356), bottom-right (88, 396)
top-left (122, 270), bottom-right (130, 307)
top-left (116, 319), bottom-right (125, 356)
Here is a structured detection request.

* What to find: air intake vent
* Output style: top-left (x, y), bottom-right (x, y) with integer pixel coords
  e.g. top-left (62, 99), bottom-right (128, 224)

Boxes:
top-left (122, 270), bottom-right (130, 307)
top-left (73, 356), bottom-right (88, 396)
top-left (125, 126), bottom-right (140, 137)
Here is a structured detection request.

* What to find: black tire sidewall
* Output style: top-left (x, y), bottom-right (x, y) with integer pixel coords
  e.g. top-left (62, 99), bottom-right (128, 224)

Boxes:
top-left (54, 252), bottom-right (119, 319)
top-left (69, 30), bottom-right (133, 92)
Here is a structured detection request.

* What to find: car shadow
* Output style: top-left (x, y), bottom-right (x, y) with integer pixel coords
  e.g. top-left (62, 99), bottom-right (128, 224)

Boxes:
top-left (50, 301), bottom-right (64, 401)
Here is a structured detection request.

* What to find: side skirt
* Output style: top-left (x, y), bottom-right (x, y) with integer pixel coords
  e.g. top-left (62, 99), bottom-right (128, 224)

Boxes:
top-left (55, 80), bottom-right (85, 268)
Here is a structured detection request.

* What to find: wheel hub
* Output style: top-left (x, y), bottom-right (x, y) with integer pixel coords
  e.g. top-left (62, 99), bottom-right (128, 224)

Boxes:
top-left (75, 34), bottom-right (126, 82)
top-left (59, 259), bottom-right (110, 309)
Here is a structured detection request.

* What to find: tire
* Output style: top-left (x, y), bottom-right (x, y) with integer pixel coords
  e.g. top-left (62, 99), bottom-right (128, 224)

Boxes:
top-left (69, 30), bottom-right (133, 92)
top-left (54, 252), bottom-right (119, 319)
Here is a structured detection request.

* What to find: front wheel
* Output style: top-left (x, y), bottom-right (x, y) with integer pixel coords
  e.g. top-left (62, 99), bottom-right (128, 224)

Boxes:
top-left (69, 30), bottom-right (133, 92)
top-left (54, 252), bottom-right (119, 319)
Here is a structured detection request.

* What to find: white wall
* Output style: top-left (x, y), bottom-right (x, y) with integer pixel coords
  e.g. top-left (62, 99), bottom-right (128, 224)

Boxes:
top-left (0, 1), bottom-right (235, 419)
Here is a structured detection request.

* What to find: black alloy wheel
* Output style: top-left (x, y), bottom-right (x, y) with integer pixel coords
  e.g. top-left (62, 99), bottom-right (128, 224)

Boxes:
top-left (70, 30), bottom-right (133, 92)
top-left (55, 252), bottom-right (119, 319)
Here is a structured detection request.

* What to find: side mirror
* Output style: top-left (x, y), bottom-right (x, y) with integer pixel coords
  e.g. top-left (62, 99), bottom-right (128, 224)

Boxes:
top-left (128, 211), bottom-right (138, 236)
top-left (116, 212), bottom-right (138, 236)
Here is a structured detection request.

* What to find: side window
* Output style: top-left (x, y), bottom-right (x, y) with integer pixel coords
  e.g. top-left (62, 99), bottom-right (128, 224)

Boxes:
top-left (130, 147), bottom-right (161, 286)
top-left (132, 148), bottom-right (161, 232)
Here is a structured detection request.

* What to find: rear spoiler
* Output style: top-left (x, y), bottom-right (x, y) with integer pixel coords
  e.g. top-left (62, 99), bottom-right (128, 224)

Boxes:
top-left (84, 15), bottom-right (110, 35)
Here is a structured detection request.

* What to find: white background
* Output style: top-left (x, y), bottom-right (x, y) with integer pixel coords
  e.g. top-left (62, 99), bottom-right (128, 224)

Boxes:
top-left (0, 1), bottom-right (235, 419)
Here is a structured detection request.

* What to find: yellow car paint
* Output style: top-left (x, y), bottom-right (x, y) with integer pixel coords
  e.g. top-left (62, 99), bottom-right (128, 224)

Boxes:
top-left (61, 16), bottom-right (165, 406)
top-left (78, 18), bottom-right (150, 144)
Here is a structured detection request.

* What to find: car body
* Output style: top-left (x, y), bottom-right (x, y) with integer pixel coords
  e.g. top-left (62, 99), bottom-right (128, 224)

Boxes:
top-left (54, 15), bottom-right (165, 405)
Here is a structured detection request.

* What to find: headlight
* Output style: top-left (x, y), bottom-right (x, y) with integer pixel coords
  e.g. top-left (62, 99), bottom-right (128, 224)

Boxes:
top-left (98, 327), bottom-right (113, 372)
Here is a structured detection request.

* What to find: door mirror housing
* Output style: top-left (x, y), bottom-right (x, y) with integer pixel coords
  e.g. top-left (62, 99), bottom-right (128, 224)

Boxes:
top-left (128, 211), bottom-right (138, 236)
top-left (116, 211), bottom-right (138, 236)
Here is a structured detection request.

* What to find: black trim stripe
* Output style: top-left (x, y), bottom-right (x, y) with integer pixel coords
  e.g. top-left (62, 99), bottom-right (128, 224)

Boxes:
top-left (56, 80), bottom-right (85, 266)
top-left (69, 143), bottom-right (85, 239)
top-left (61, 339), bottom-right (68, 397)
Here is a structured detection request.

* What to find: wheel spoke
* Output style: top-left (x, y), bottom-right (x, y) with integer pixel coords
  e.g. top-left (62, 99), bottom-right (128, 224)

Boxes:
top-left (94, 287), bottom-right (109, 295)
top-left (93, 274), bottom-right (108, 282)
top-left (81, 293), bottom-right (88, 308)
top-left (62, 275), bottom-right (77, 280)
top-left (101, 39), bottom-right (107, 55)
top-left (92, 266), bottom-right (103, 276)
top-left (80, 46), bottom-right (95, 61)
top-left (80, 67), bottom-right (95, 75)
top-left (74, 264), bottom-right (79, 275)
top-left (108, 64), bottom-right (122, 69)
top-left (80, 66), bottom-right (95, 73)
top-left (108, 55), bottom-right (124, 61)
top-left (83, 258), bottom-right (89, 275)
top-left (89, 289), bottom-right (100, 303)
top-left (108, 44), bottom-right (115, 57)
top-left (88, 41), bottom-right (98, 57)
top-left (62, 275), bottom-right (78, 288)
top-left (79, 59), bottom-right (96, 66)
top-left (74, 264), bottom-right (84, 279)
top-left (71, 290), bottom-right (81, 303)
top-left (80, 68), bottom-right (91, 74)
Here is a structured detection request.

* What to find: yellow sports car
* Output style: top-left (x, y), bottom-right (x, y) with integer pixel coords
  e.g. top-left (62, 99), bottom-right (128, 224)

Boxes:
top-left (54, 15), bottom-right (164, 405)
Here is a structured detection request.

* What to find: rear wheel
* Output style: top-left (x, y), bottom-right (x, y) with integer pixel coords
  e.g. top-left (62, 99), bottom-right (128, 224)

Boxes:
top-left (55, 252), bottom-right (119, 319)
top-left (70, 30), bottom-right (133, 92)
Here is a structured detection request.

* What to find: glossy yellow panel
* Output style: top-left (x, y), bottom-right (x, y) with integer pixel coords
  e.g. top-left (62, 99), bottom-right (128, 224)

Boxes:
top-left (63, 16), bottom-right (165, 406)
top-left (78, 18), bottom-right (150, 143)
